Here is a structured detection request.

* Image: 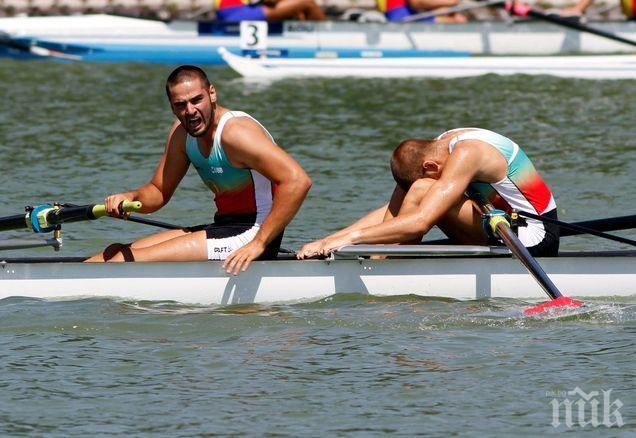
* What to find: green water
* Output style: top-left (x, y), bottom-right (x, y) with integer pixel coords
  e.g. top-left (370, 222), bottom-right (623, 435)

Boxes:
top-left (0, 61), bottom-right (635, 434)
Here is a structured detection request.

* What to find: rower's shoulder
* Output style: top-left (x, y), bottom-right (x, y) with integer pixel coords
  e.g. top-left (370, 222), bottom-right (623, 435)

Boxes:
top-left (221, 113), bottom-right (270, 145)
top-left (223, 112), bottom-right (260, 131)
top-left (166, 120), bottom-right (188, 151)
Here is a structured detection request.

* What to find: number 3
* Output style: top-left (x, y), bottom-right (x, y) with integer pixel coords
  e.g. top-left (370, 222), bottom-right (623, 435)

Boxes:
top-left (247, 24), bottom-right (259, 47)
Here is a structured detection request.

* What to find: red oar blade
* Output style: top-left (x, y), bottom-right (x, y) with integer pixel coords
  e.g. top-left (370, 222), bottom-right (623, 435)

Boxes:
top-left (524, 296), bottom-right (583, 315)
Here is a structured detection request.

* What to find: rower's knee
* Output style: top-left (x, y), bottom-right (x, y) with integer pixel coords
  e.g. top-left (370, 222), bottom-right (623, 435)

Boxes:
top-left (398, 178), bottom-right (437, 216)
top-left (103, 243), bottom-right (135, 262)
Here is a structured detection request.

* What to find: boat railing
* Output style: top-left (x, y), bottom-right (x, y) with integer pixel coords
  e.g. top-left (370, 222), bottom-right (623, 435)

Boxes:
top-left (333, 244), bottom-right (511, 259)
top-left (0, 238), bottom-right (62, 252)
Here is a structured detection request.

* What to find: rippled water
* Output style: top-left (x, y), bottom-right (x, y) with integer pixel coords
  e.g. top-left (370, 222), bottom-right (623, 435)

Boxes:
top-left (1, 296), bottom-right (635, 434)
top-left (1, 61), bottom-right (635, 434)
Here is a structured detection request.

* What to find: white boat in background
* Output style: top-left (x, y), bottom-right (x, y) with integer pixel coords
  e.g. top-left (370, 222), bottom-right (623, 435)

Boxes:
top-left (219, 47), bottom-right (636, 79)
top-left (2, 245), bottom-right (635, 305)
top-left (1, 14), bottom-right (636, 63)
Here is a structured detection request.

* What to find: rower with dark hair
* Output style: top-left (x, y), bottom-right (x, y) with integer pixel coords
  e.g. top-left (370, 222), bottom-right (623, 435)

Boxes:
top-left (298, 128), bottom-right (559, 259)
top-left (87, 65), bottom-right (312, 274)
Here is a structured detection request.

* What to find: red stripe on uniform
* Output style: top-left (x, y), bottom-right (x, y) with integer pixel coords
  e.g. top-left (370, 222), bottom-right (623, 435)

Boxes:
top-left (217, 0), bottom-right (245, 9)
top-left (521, 177), bottom-right (553, 214)
top-left (215, 185), bottom-right (256, 216)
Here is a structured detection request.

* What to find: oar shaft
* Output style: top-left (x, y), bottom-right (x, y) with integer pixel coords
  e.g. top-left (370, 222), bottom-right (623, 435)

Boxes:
top-left (504, 2), bottom-right (636, 48)
top-left (46, 204), bottom-right (99, 226)
top-left (119, 215), bottom-right (181, 230)
top-left (561, 214), bottom-right (636, 237)
top-left (44, 201), bottom-right (142, 227)
top-left (0, 214), bottom-right (29, 232)
top-left (519, 211), bottom-right (636, 246)
top-left (491, 218), bottom-right (562, 299)
top-left (425, 213), bottom-right (636, 245)
top-left (478, 202), bottom-right (563, 300)
top-left (0, 201), bottom-right (142, 233)
top-left (526, 10), bottom-right (636, 48)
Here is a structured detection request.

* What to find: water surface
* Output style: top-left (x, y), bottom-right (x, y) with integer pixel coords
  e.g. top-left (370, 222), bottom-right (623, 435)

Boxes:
top-left (0, 61), bottom-right (635, 434)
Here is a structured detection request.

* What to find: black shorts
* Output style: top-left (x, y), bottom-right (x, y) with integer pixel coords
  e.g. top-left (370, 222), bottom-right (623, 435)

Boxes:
top-left (525, 209), bottom-right (560, 257)
top-left (185, 214), bottom-right (283, 261)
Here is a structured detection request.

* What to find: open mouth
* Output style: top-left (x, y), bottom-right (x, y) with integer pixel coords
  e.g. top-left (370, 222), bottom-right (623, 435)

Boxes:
top-left (188, 116), bottom-right (202, 131)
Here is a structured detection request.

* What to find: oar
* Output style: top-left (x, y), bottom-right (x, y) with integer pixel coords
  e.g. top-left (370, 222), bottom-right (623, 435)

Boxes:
top-left (506, 1), bottom-right (636, 49)
top-left (113, 215), bottom-right (181, 230)
top-left (62, 203), bottom-right (182, 230)
top-left (401, 0), bottom-right (505, 22)
top-left (560, 214), bottom-right (636, 237)
top-left (425, 213), bottom-right (636, 245)
top-left (0, 201), bottom-right (142, 233)
top-left (476, 199), bottom-right (582, 315)
top-left (0, 30), bottom-right (82, 61)
top-left (518, 211), bottom-right (636, 246)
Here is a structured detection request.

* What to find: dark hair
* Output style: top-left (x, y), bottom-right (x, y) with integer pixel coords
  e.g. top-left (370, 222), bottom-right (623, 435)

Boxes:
top-left (390, 138), bottom-right (437, 191)
top-left (165, 65), bottom-right (211, 99)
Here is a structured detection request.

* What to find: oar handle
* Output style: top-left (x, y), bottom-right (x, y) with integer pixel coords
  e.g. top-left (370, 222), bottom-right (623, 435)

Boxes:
top-left (39, 201), bottom-right (143, 230)
top-left (91, 201), bottom-right (143, 219)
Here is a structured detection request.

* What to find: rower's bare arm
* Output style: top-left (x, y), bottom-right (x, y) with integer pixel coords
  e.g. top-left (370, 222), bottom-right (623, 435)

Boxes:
top-left (106, 121), bottom-right (189, 216)
top-left (319, 144), bottom-right (482, 251)
top-left (297, 186), bottom-right (405, 259)
top-left (221, 117), bottom-right (312, 273)
top-left (408, 0), bottom-right (459, 9)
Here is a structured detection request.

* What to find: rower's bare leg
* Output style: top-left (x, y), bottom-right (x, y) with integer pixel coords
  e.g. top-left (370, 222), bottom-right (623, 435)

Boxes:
top-left (92, 230), bottom-right (208, 262)
top-left (85, 228), bottom-right (191, 262)
top-left (263, 0), bottom-right (326, 21)
top-left (130, 228), bottom-right (190, 249)
top-left (398, 178), bottom-right (488, 245)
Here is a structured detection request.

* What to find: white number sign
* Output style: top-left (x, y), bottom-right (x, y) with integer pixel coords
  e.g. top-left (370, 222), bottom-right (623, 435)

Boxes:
top-left (240, 21), bottom-right (268, 50)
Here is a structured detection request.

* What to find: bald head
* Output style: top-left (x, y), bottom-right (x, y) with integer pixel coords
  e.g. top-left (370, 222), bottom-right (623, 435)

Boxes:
top-left (390, 138), bottom-right (440, 190)
top-left (165, 65), bottom-right (211, 100)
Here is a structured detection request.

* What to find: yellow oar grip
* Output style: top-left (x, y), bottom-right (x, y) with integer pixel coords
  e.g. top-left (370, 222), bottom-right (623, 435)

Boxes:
top-left (92, 201), bottom-right (143, 218)
top-left (122, 200), bottom-right (143, 212)
top-left (488, 214), bottom-right (510, 236)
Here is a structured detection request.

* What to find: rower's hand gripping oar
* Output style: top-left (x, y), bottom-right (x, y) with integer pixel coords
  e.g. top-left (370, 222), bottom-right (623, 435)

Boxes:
top-left (476, 198), bottom-right (582, 315)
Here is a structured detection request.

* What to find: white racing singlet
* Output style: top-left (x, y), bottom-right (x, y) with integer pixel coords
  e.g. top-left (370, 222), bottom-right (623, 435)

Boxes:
top-left (441, 128), bottom-right (557, 247)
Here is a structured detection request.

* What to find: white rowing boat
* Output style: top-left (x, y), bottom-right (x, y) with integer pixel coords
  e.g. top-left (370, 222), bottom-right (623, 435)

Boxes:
top-left (2, 203), bottom-right (634, 307)
top-left (2, 245), bottom-right (635, 305)
top-left (219, 47), bottom-right (636, 79)
top-left (1, 14), bottom-right (636, 63)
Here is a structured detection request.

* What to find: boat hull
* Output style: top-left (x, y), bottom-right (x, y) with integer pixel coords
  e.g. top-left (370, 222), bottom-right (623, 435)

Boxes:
top-left (1, 253), bottom-right (635, 305)
top-left (2, 15), bottom-right (636, 63)
top-left (220, 47), bottom-right (636, 79)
